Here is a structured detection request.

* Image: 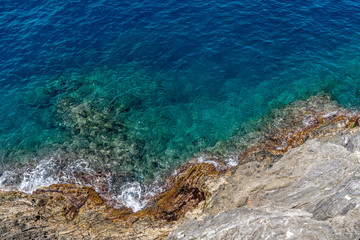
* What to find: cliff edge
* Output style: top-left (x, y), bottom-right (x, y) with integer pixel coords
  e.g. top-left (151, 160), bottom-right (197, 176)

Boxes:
top-left (168, 128), bottom-right (360, 239)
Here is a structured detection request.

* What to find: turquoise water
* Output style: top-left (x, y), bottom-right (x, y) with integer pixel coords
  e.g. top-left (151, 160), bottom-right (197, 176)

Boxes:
top-left (1, 1), bottom-right (360, 190)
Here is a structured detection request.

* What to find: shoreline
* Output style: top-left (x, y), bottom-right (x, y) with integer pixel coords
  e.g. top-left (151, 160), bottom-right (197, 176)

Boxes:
top-left (0, 94), bottom-right (359, 239)
top-left (0, 94), bottom-right (358, 209)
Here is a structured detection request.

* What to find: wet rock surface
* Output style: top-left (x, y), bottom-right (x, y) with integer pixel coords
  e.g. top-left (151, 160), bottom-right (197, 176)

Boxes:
top-left (168, 128), bottom-right (360, 240)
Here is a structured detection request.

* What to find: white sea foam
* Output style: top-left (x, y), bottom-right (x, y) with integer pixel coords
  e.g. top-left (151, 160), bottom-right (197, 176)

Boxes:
top-left (19, 157), bottom-right (60, 193)
top-left (0, 156), bottom-right (97, 194)
top-left (0, 155), bottom-right (156, 212)
top-left (197, 155), bottom-right (218, 167)
top-left (224, 156), bottom-right (238, 167)
top-left (0, 155), bottom-right (165, 212)
top-left (115, 179), bottom-right (164, 212)
top-left (117, 182), bottom-right (146, 212)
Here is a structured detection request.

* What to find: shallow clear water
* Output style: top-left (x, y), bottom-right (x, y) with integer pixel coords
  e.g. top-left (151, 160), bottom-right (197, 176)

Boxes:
top-left (1, 0), bottom-right (360, 193)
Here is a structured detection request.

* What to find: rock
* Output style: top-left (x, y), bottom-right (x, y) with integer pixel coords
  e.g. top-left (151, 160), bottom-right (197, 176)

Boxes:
top-left (0, 163), bottom-right (219, 240)
top-left (168, 207), bottom-right (335, 240)
top-left (168, 128), bottom-right (360, 239)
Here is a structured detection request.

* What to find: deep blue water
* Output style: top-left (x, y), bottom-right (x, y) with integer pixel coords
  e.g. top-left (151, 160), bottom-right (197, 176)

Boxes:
top-left (1, 0), bottom-right (360, 187)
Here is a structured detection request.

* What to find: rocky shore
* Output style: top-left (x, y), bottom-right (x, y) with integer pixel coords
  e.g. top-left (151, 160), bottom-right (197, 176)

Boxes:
top-left (169, 126), bottom-right (360, 239)
top-left (1, 95), bottom-right (360, 239)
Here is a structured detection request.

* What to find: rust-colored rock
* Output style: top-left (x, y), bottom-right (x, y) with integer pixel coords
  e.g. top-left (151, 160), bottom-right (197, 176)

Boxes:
top-left (0, 162), bottom-right (220, 239)
top-left (238, 109), bottom-right (357, 167)
top-left (130, 163), bottom-right (219, 223)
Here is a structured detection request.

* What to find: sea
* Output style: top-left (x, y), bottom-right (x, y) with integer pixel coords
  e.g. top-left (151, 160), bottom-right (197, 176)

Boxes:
top-left (1, 0), bottom-right (360, 211)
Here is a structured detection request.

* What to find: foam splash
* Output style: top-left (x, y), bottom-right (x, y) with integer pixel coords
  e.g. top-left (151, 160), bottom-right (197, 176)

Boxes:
top-left (0, 156), bottom-right (157, 212)
top-left (17, 157), bottom-right (96, 194)
top-left (197, 154), bottom-right (239, 169)
top-left (19, 158), bottom-right (60, 193)
top-left (224, 156), bottom-right (238, 167)
top-left (197, 155), bottom-right (218, 167)
top-left (117, 182), bottom-right (146, 212)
